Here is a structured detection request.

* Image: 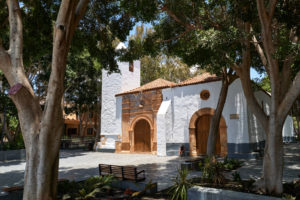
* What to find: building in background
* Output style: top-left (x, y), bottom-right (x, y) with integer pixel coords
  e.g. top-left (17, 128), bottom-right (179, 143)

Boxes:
top-left (63, 111), bottom-right (98, 138)
top-left (99, 45), bottom-right (294, 158)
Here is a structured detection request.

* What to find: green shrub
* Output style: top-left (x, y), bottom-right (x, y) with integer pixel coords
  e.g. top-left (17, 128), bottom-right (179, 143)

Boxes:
top-left (168, 169), bottom-right (192, 200)
top-left (232, 171), bottom-right (241, 182)
top-left (57, 175), bottom-right (115, 200)
top-left (223, 156), bottom-right (242, 171)
top-left (200, 156), bottom-right (225, 185)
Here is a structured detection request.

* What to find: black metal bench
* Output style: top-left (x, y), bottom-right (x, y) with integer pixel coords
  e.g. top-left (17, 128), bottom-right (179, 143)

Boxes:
top-left (98, 164), bottom-right (146, 182)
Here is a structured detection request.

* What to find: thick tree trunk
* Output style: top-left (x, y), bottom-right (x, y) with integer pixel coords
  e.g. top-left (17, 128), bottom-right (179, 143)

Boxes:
top-left (206, 77), bottom-right (229, 156)
top-left (263, 115), bottom-right (284, 194)
top-left (0, 1), bottom-right (89, 199)
top-left (22, 122), bottom-right (63, 199)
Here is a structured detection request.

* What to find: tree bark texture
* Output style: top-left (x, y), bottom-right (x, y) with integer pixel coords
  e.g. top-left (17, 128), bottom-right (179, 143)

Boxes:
top-left (206, 70), bottom-right (237, 156)
top-left (0, 1), bottom-right (89, 199)
top-left (254, 0), bottom-right (300, 194)
top-left (263, 115), bottom-right (284, 194)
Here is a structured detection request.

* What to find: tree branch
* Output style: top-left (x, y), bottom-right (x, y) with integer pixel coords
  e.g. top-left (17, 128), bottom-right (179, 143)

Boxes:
top-left (251, 31), bottom-right (269, 72)
top-left (240, 22), bottom-right (269, 133)
top-left (160, 5), bottom-right (196, 30)
top-left (256, 0), bottom-right (279, 100)
top-left (7, 0), bottom-right (22, 67)
top-left (278, 70), bottom-right (300, 122)
top-left (257, 0), bottom-right (270, 27)
top-left (161, 29), bottom-right (192, 43)
top-left (268, 0), bottom-right (277, 21)
top-left (280, 29), bottom-right (299, 97)
top-left (42, 0), bottom-right (89, 133)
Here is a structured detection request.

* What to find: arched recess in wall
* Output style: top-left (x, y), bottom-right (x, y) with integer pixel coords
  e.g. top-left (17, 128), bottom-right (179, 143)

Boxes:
top-left (129, 115), bottom-right (154, 152)
top-left (189, 107), bottom-right (227, 157)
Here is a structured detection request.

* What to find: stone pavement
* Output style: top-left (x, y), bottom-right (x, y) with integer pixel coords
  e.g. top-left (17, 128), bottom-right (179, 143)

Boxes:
top-left (236, 142), bottom-right (300, 182)
top-left (0, 150), bottom-right (201, 193)
top-left (0, 143), bottom-right (299, 194)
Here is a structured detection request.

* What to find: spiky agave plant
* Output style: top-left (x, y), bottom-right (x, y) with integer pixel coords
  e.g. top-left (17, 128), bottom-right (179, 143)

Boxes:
top-left (168, 168), bottom-right (192, 200)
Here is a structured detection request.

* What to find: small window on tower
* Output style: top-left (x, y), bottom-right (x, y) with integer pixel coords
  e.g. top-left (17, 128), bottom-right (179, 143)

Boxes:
top-left (129, 61), bottom-right (134, 72)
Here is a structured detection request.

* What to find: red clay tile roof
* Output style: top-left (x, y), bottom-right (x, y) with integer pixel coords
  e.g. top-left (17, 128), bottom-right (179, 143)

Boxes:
top-left (116, 78), bottom-right (176, 96)
top-left (116, 73), bottom-right (221, 96)
top-left (177, 73), bottom-right (221, 86)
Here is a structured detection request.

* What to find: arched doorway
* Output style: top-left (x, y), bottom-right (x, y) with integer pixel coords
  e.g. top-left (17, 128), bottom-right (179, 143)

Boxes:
top-left (195, 114), bottom-right (221, 155)
top-left (189, 108), bottom-right (227, 157)
top-left (134, 119), bottom-right (151, 152)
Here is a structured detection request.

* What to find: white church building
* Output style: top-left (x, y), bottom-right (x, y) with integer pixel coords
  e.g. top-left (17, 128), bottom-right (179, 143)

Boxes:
top-left (99, 59), bottom-right (294, 158)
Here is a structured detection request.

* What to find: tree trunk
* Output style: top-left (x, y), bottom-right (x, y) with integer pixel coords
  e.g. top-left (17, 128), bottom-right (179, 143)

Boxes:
top-left (22, 122), bottom-right (63, 200)
top-left (263, 115), bottom-right (284, 194)
top-left (206, 77), bottom-right (229, 156)
top-left (0, 1), bottom-right (89, 199)
top-left (94, 102), bottom-right (101, 151)
top-left (79, 113), bottom-right (84, 137)
top-left (0, 111), bottom-right (7, 146)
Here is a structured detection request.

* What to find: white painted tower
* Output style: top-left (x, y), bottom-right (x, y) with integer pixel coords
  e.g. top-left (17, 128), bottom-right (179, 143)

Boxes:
top-left (99, 43), bottom-right (140, 151)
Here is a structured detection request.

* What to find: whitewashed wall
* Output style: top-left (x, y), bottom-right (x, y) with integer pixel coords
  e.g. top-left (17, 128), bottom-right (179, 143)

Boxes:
top-left (100, 61), bottom-right (140, 149)
top-left (283, 116), bottom-right (294, 140)
top-left (251, 90), bottom-right (294, 142)
top-left (157, 79), bottom-right (250, 156)
top-left (157, 99), bottom-right (171, 156)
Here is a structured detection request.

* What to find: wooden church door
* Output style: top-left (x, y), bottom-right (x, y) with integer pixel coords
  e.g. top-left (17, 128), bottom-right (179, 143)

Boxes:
top-left (196, 114), bottom-right (221, 155)
top-left (134, 119), bottom-right (151, 152)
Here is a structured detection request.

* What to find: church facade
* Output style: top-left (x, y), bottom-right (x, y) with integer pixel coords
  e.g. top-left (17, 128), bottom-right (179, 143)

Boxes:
top-left (99, 60), bottom-right (294, 158)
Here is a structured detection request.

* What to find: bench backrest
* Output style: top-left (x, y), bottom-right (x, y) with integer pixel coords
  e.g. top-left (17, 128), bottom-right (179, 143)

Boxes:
top-left (99, 164), bottom-right (144, 181)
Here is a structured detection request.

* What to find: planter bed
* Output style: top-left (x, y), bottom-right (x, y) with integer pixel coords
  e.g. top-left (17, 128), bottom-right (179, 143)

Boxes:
top-left (188, 178), bottom-right (300, 200)
top-left (188, 186), bottom-right (284, 200)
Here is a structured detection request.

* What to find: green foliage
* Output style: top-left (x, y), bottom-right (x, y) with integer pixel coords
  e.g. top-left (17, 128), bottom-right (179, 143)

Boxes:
top-left (132, 179), bottom-right (157, 197)
top-left (232, 171), bottom-right (242, 182)
top-left (57, 175), bottom-right (115, 200)
top-left (223, 156), bottom-right (243, 171)
top-left (200, 156), bottom-right (225, 185)
top-left (168, 169), bottom-right (192, 200)
top-left (254, 76), bottom-right (271, 93)
top-left (3, 133), bottom-right (24, 150)
top-left (141, 54), bottom-right (203, 85)
top-left (122, 25), bottom-right (204, 85)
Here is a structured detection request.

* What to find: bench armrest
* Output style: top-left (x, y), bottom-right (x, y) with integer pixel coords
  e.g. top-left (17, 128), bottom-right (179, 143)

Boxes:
top-left (136, 170), bottom-right (145, 178)
top-left (136, 170), bottom-right (145, 175)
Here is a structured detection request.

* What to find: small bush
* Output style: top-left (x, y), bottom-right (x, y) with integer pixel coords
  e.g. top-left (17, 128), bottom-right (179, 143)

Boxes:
top-left (57, 175), bottom-right (115, 200)
top-left (232, 171), bottom-right (241, 182)
top-left (200, 156), bottom-right (225, 185)
top-left (168, 168), bottom-right (192, 200)
top-left (223, 156), bottom-right (243, 171)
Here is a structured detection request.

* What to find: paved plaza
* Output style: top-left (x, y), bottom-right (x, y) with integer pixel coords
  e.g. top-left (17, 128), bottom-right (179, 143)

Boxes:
top-left (0, 143), bottom-right (299, 194)
top-left (0, 150), bottom-right (201, 192)
top-left (236, 142), bottom-right (300, 182)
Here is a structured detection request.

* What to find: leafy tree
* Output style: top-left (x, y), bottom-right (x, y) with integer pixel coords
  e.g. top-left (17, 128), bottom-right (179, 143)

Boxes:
top-left (64, 49), bottom-right (101, 137)
top-left (125, 0), bottom-right (300, 194)
top-left (0, 1), bottom-right (140, 198)
top-left (125, 1), bottom-right (239, 157)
